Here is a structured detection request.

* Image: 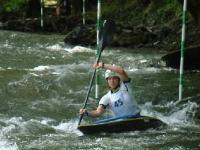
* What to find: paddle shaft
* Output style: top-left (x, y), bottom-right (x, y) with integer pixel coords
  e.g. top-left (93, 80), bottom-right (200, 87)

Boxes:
top-left (77, 19), bottom-right (115, 126)
top-left (78, 50), bottom-right (103, 125)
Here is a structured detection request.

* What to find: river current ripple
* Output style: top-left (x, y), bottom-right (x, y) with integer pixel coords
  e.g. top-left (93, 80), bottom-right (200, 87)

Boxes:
top-left (0, 30), bottom-right (200, 150)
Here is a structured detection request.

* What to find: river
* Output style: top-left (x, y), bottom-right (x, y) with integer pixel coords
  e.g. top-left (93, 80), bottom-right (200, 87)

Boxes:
top-left (0, 30), bottom-right (200, 150)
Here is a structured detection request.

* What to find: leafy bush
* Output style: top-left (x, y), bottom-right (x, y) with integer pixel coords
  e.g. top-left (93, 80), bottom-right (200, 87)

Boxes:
top-left (0, 0), bottom-right (28, 13)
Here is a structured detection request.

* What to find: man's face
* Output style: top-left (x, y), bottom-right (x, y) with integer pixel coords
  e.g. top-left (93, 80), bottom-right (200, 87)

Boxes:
top-left (107, 76), bottom-right (120, 89)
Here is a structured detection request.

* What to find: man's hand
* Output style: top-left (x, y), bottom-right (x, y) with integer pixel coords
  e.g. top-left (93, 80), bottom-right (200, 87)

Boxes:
top-left (79, 108), bottom-right (88, 115)
top-left (93, 62), bottom-right (104, 69)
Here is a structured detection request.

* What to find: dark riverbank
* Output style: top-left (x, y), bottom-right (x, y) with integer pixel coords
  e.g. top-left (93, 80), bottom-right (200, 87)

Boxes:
top-left (0, 15), bottom-right (200, 52)
top-left (0, 0), bottom-right (200, 51)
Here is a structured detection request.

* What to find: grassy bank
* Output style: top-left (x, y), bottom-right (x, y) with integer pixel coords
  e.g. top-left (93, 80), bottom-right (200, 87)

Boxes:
top-left (93, 0), bottom-right (184, 26)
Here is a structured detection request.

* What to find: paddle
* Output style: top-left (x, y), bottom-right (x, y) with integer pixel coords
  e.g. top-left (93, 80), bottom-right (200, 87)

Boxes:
top-left (78, 19), bottom-right (115, 125)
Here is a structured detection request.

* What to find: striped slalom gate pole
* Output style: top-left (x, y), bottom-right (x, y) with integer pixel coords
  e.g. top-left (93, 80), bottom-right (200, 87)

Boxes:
top-left (178, 0), bottom-right (187, 101)
top-left (83, 0), bottom-right (86, 25)
top-left (95, 0), bottom-right (101, 99)
top-left (40, 0), bottom-right (44, 28)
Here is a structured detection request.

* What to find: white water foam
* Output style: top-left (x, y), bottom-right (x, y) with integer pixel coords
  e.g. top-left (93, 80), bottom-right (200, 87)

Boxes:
top-left (64, 46), bottom-right (93, 53)
top-left (52, 120), bottom-right (83, 136)
top-left (0, 117), bottom-right (22, 150)
top-left (46, 44), bottom-right (64, 51)
top-left (32, 66), bottom-right (50, 71)
top-left (1, 116), bottom-right (82, 137)
top-left (129, 67), bottom-right (161, 73)
top-left (141, 101), bottom-right (198, 127)
top-left (36, 117), bottom-right (83, 136)
top-left (30, 65), bottom-right (61, 76)
top-left (0, 140), bottom-right (19, 150)
top-left (164, 102), bottom-right (198, 125)
top-left (30, 63), bottom-right (90, 77)
top-left (3, 42), bottom-right (13, 49)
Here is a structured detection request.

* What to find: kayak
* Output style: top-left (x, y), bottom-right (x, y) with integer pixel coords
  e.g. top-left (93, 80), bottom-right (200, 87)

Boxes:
top-left (78, 114), bottom-right (166, 134)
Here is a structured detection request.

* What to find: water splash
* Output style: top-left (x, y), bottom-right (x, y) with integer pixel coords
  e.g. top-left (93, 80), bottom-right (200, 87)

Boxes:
top-left (0, 117), bottom-right (22, 150)
top-left (141, 101), bottom-right (198, 127)
top-left (64, 46), bottom-right (94, 53)
top-left (0, 140), bottom-right (19, 150)
top-left (52, 119), bottom-right (83, 136)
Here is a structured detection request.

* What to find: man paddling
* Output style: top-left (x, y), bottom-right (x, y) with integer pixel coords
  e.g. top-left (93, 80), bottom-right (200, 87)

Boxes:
top-left (79, 63), bottom-right (141, 118)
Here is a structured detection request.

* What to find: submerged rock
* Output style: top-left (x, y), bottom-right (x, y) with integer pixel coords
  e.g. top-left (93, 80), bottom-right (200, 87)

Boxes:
top-left (63, 23), bottom-right (176, 50)
top-left (161, 44), bottom-right (200, 70)
top-left (195, 102), bottom-right (200, 119)
top-left (64, 24), bottom-right (96, 46)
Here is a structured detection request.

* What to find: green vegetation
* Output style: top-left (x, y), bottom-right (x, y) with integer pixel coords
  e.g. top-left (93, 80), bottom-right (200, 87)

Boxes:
top-left (101, 0), bottom-right (183, 25)
top-left (0, 0), bottom-right (28, 13)
top-left (0, 0), bottom-right (189, 26)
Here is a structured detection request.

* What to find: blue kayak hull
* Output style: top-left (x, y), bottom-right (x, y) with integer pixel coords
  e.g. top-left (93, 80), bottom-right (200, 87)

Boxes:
top-left (78, 115), bottom-right (165, 134)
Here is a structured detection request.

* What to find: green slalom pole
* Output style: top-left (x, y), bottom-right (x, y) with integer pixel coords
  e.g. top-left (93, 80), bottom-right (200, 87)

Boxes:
top-left (95, 0), bottom-right (101, 99)
top-left (83, 0), bottom-right (86, 25)
top-left (40, 0), bottom-right (44, 28)
top-left (178, 0), bottom-right (187, 101)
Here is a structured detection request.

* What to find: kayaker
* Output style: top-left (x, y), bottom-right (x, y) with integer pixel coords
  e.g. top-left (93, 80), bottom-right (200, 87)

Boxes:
top-left (79, 63), bottom-right (141, 118)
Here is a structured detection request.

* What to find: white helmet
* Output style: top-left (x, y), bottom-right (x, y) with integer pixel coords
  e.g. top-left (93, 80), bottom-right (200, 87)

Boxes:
top-left (105, 70), bottom-right (119, 79)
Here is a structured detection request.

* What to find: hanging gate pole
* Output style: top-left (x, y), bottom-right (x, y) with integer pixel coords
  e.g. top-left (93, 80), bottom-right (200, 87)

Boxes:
top-left (178, 0), bottom-right (187, 101)
top-left (95, 0), bottom-right (101, 99)
top-left (83, 0), bottom-right (86, 25)
top-left (40, 0), bottom-right (44, 28)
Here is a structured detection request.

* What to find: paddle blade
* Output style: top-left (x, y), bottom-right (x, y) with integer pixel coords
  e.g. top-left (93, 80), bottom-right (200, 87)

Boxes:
top-left (99, 19), bottom-right (115, 51)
